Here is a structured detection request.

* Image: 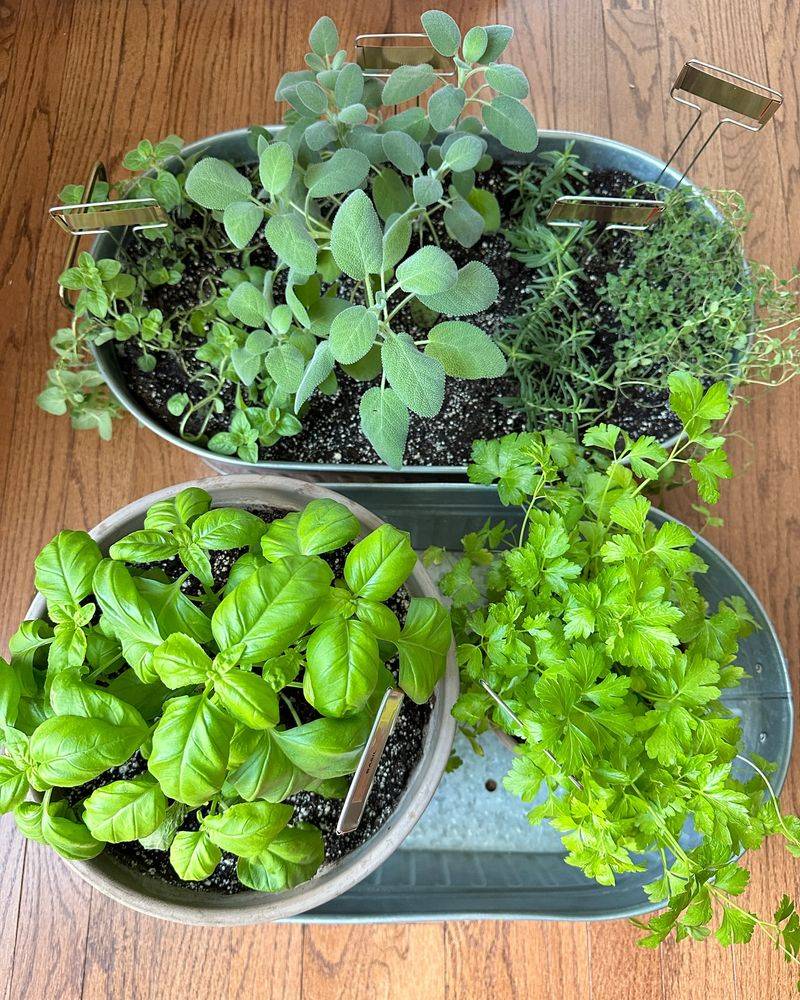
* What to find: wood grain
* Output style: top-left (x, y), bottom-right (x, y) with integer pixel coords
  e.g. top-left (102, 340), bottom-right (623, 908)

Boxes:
top-left (1, 2), bottom-right (799, 998)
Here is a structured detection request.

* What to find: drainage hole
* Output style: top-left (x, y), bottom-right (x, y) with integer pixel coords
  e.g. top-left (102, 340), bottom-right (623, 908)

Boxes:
top-left (485, 779), bottom-right (498, 792)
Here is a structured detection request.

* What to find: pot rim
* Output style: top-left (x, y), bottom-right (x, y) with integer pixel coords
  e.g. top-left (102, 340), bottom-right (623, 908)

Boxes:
top-left (24, 474), bottom-right (459, 925)
top-left (91, 126), bottom-right (721, 476)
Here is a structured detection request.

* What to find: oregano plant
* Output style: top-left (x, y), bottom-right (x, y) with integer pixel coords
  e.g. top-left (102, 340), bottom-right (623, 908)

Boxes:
top-left (40, 10), bottom-right (537, 467)
top-left (0, 489), bottom-right (451, 890)
top-left (431, 374), bottom-right (800, 979)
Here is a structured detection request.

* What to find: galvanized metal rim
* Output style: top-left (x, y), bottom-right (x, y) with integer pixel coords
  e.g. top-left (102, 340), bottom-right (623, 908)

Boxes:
top-left (90, 128), bottom-right (724, 475)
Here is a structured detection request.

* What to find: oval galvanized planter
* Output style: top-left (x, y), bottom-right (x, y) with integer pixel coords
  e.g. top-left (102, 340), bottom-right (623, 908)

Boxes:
top-left (24, 475), bottom-right (459, 925)
top-left (91, 127), bottom-right (722, 479)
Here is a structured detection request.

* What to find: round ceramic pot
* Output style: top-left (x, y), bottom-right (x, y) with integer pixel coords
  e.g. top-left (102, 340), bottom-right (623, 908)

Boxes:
top-left (91, 127), bottom-right (723, 478)
top-left (25, 475), bottom-right (459, 925)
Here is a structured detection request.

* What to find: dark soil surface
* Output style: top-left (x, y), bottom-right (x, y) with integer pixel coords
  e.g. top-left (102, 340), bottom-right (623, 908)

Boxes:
top-left (565, 168), bottom-right (681, 442)
top-left (114, 156), bottom-right (688, 461)
top-left (66, 505), bottom-right (432, 894)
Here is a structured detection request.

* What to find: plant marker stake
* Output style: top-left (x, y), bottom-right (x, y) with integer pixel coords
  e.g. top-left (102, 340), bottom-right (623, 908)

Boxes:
top-left (480, 680), bottom-right (583, 791)
top-left (336, 686), bottom-right (405, 835)
top-left (49, 161), bottom-right (170, 311)
top-left (656, 60), bottom-right (782, 186)
top-left (355, 32), bottom-right (455, 115)
top-left (546, 195), bottom-right (665, 234)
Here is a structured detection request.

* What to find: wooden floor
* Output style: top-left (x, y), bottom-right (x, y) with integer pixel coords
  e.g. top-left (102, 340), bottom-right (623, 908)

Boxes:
top-left (1, 0), bottom-right (798, 996)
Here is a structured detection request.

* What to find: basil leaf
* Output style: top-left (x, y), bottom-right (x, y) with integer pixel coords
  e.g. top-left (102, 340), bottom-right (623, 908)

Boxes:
top-left (179, 542), bottom-right (214, 591)
top-left (354, 600), bottom-right (401, 642)
top-left (202, 800), bottom-right (292, 857)
top-left (260, 513), bottom-right (302, 562)
top-left (41, 805), bottom-right (105, 860)
top-left (344, 523), bottom-right (417, 601)
top-left (109, 529), bottom-right (180, 563)
top-left (49, 672), bottom-right (147, 730)
top-left (83, 775), bottom-right (167, 843)
top-left (228, 727), bottom-right (307, 802)
top-left (296, 499), bottom-right (360, 555)
top-left (30, 715), bottom-right (146, 786)
top-left (191, 508), bottom-right (267, 550)
top-left (152, 634), bottom-right (213, 690)
top-left (0, 657), bottom-right (21, 728)
top-left (304, 618), bottom-right (380, 717)
top-left (93, 559), bottom-right (164, 682)
top-left (34, 530), bottom-right (102, 607)
top-left (396, 597), bottom-right (452, 703)
top-left (276, 715), bottom-right (371, 778)
top-left (237, 823), bottom-right (324, 891)
top-left (0, 758), bottom-right (28, 813)
top-left (213, 669), bottom-right (279, 730)
top-left (169, 829), bottom-right (221, 881)
top-left (148, 694), bottom-right (234, 807)
top-left (211, 556), bottom-right (333, 665)
top-left (134, 576), bottom-right (213, 645)
top-left (144, 488), bottom-right (211, 531)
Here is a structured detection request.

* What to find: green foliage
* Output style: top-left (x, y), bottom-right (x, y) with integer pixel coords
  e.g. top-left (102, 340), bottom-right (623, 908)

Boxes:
top-left (439, 377), bottom-right (800, 977)
top-left (2, 488), bottom-right (450, 891)
top-left (501, 149), bottom-right (800, 433)
top-left (43, 9), bottom-right (534, 466)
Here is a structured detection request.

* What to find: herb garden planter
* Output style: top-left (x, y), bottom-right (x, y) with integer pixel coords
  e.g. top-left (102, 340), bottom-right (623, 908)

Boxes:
top-left (86, 127), bottom-right (721, 479)
top-left (15, 475), bottom-right (458, 925)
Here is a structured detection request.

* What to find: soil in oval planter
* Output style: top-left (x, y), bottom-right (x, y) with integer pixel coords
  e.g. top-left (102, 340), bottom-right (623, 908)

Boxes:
top-left (113, 159), bottom-right (690, 465)
top-left (66, 506), bottom-right (432, 895)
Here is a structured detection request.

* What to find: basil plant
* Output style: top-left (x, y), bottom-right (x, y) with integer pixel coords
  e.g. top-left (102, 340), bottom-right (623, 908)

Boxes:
top-left (0, 489), bottom-right (451, 890)
top-left (40, 10), bottom-right (537, 467)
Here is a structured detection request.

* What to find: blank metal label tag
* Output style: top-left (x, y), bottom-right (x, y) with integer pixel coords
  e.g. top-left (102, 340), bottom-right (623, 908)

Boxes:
top-left (50, 198), bottom-right (169, 236)
top-left (356, 33), bottom-right (454, 77)
top-left (673, 60), bottom-right (782, 125)
top-left (547, 195), bottom-right (665, 231)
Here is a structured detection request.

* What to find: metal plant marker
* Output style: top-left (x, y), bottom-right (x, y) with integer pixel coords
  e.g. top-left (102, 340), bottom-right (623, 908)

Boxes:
top-left (479, 681), bottom-right (583, 791)
top-left (546, 195), bottom-right (665, 232)
top-left (355, 32), bottom-right (454, 114)
top-left (355, 32), bottom-right (455, 77)
top-left (656, 59), bottom-right (783, 185)
top-left (50, 160), bottom-right (169, 310)
top-left (337, 687), bottom-right (405, 835)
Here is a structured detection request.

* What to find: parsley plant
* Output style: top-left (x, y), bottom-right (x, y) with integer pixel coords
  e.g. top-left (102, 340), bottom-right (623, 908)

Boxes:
top-left (436, 373), bottom-right (800, 976)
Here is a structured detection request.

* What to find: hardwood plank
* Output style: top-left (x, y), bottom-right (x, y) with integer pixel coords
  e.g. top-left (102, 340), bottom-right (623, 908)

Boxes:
top-left (0, 815), bottom-right (25, 1000)
top-left (500, 0), bottom-right (556, 129)
top-left (548, 0), bottom-right (611, 137)
top-left (302, 923), bottom-right (444, 1000)
top-left (81, 910), bottom-right (303, 1000)
top-left (7, 841), bottom-right (92, 1000)
top-left (588, 919), bottom-right (663, 1000)
top-left (601, 0), bottom-right (667, 155)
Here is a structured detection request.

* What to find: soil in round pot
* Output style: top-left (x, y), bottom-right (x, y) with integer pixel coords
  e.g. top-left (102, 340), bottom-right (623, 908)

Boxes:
top-left (5, 480), bottom-right (455, 912)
